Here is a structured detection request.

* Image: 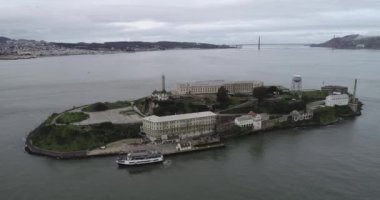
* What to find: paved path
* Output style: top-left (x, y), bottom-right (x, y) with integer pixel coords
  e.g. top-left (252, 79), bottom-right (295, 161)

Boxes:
top-left (87, 139), bottom-right (177, 156)
top-left (306, 100), bottom-right (325, 111)
top-left (87, 139), bottom-right (224, 157)
top-left (218, 99), bottom-right (256, 114)
top-left (71, 107), bottom-right (142, 125)
top-left (133, 106), bottom-right (146, 117)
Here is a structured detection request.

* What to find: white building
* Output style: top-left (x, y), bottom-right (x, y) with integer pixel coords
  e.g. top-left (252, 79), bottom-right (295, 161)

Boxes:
top-left (151, 91), bottom-right (169, 101)
top-left (176, 141), bottom-right (192, 151)
top-left (234, 113), bottom-right (263, 130)
top-left (253, 114), bottom-right (262, 130)
top-left (141, 111), bottom-right (217, 142)
top-left (234, 115), bottom-right (254, 127)
top-left (290, 110), bottom-right (313, 122)
top-left (175, 80), bottom-right (264, 95)
top-left (325, 94), bottom-right (349, 107)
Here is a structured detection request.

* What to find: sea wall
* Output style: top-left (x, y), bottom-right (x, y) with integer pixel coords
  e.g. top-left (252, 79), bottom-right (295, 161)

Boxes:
top-left (25, 140), bottom-right (87, 159)
top-left (25, 122), bottom-right (88, 159)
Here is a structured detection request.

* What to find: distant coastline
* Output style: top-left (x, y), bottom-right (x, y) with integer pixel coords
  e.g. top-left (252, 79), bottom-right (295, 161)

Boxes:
top-left (310, 34), bottom-right (380, 50)
top-left (0, 36), bottom-right (235, 60)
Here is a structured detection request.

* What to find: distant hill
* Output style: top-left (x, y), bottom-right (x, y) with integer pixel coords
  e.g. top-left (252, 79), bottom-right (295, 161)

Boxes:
top-left (0, 37), bottom-right (234, 59)
top-left (52, 41), bottom-right (232, 51)
top-left (310, 34), bottom-right (380, 49)
top-left (0, 37), bottom-right (11, 44)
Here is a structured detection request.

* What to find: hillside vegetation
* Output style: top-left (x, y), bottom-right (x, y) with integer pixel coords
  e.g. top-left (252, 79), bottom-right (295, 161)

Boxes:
top-left (30, 122), bottom-right (141, 152)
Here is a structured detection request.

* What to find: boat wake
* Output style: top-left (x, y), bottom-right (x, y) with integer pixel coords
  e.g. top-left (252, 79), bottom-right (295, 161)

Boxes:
top-left (163, 159), bottom-right (172, 167)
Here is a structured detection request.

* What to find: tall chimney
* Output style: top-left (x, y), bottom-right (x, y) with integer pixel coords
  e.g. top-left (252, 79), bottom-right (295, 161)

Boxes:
top-left (258, 36), bottom-right (261, 50)
top-left (353, 78), bottom-right (357, 102)
top-left (162, 75), bottom-right (166, 92)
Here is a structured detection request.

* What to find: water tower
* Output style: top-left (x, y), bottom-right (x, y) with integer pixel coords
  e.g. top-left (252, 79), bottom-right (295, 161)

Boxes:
top-left (291, 75), bottom-right (302, 91)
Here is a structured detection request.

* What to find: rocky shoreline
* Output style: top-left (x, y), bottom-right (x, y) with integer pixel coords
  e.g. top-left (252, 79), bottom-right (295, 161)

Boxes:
top-left (25, 107), bottom-right (361, 160)
top-left (24, 80), bottom-right (363, 160)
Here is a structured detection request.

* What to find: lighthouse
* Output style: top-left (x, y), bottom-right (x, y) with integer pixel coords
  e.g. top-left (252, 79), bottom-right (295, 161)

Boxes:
top-left (348, 79), bottom-right (359, 113)
top-left (162, 74), bottom-right (166, 92)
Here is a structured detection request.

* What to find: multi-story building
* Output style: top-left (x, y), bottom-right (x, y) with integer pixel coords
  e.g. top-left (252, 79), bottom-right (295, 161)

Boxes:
top-left (321, 85), bottom-right (348, 95)
top-left (325, 94), bottom-right (349, 107)
top-left (175, 80), bottom-right (263, 95)
top-left (141, 111), bottom-right (217, 142)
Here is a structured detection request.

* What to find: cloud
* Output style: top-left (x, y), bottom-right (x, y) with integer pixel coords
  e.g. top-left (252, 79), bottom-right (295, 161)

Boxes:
top-left (108, 20), bottom-right (168, 31)
top-left (0, 0), bottom-right (380, 43)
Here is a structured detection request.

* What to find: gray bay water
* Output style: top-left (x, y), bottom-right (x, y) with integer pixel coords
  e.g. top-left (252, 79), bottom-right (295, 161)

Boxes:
top-left (0, 45), bottom-right (379, 200)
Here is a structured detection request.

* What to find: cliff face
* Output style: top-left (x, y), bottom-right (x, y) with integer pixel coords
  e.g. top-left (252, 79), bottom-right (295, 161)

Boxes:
top-left (310, 34), bottom-right (380, 49)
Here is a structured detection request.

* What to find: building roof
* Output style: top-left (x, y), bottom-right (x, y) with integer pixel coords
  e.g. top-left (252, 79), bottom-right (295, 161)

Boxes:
top-left (178, 80), bottom-right (263, 87)
top-left (236, 114), bottom-right (263, 122)
top-left (235, 115), bottom-right (254, 122)
top-left (322, 85), bottom-right (348, 89)
top-left (144, 111), bottom-right (217, 123)
top-left (248, 111), bottom-right (257, 116)
top-left (190, 80), bottom-right (225, 86)
top-left (326, 93), bottom-right (349, 99)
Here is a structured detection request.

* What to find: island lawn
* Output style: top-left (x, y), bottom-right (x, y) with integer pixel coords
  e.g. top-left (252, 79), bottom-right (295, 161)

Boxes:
top-left (55, 112), bottom-right (89, 124)
top-left (82, 101), bottom-right (131, 112)
top-left (30, 122), bottom-right (141, 152)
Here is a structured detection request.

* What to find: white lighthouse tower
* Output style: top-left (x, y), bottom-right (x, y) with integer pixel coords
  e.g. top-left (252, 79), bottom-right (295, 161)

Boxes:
top-left (152, 75), bottom-right (169, 101)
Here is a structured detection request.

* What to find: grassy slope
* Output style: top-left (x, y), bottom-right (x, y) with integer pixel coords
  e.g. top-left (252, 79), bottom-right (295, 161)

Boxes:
top-left (82, 101), bottom-right (131, 112)
top-left (313, 105), bottom-right (354, 124)
top-left (55, 112), bottom-right (89, 124)
top-left (30, 122), bottom-right (141, 152)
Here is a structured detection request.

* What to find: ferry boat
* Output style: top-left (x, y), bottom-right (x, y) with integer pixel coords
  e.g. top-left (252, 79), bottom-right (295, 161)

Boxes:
top-left (116, 150), bottom-right (164, 166)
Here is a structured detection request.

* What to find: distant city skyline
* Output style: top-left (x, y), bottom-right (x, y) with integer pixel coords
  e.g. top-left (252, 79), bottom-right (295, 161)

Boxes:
top-left (1, 0), bottom-right (380, 44)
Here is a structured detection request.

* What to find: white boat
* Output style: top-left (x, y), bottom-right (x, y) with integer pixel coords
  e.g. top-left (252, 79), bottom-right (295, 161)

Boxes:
top-left (116, 150), bottom-right (164, 166)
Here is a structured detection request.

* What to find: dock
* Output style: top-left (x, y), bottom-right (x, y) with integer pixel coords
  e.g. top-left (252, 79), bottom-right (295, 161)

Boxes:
top-left (86, 139), bottom-right (225, 158)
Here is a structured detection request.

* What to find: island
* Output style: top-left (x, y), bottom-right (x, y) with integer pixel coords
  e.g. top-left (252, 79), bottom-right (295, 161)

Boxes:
top-left (310, 34), bottom-right (380, 49)
top-left (25, 75), bottom-right (363, 159)
top-left (0, 36), bottom-right (234, 60)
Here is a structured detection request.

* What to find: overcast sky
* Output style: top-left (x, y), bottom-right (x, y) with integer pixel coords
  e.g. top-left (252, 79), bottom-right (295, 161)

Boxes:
top-left (1, 0), bottom-right (380, 44)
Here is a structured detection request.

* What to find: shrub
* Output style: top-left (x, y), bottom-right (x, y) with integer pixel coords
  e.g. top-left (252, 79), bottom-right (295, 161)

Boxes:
top-left (260, 99), bottom-right (306, 114)
top-left (55, 112), bottom-right (89, 124)
top-left (335, 105), bottom-right (354, 116)
top-left (30, 123), bottom-right (142, 152)
top-left (106, 101), bottom-right (131, 109)
top-left (82, 101), bottom-right (131, 112)
top-left (82, 102), bottom-right (108, 112)
top-left (313, 107), bottom-right (337, 124)
top-left (301, 90), bottom-right (328, 103)
top-left (217, 86), bottom-right (229, 106)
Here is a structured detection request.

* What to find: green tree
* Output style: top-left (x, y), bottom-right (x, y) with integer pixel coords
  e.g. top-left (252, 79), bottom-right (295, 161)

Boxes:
top-left (267, 86), bottom-right (279, 95)
top-left (253, 86), bottom-right (267, 103)
top-left (217, 86), bottom-right (229, 106)
top-left (82, 102), bottom-right (108, 112)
